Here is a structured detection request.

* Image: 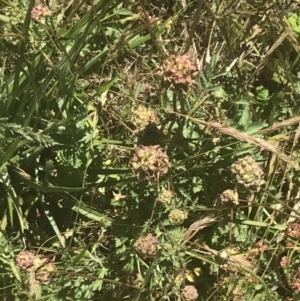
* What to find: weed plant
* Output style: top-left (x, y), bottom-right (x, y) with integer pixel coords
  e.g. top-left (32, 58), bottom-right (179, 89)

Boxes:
top-left (1, 0), bottom-right (300, 300)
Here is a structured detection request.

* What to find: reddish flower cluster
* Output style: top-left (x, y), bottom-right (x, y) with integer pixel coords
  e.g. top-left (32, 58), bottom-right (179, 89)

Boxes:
top-left (280, 256), bottom-right (288, 267)
top-left (292, 278), bottom-right (300, 292)
top-left (131, 145), bottom-right (171, 181)
top-left (15, 250), bottom-right (54, 282)
top-left (280, 256), bottom-right (300, 292)
top-left (156, 54), bottom-right (199, 87)
top-left (286, 222), bottom-right (300, 239)
top-left (181, 285), bottom-right (199, 301)
top-left (256, 239), bottom-right (268, 253)
top-left (31, 4), bottom-right (52, 23)
top-left (219, 189), bottom-right (239, 205)
top-left (136, 233), bottom-right (159, 257)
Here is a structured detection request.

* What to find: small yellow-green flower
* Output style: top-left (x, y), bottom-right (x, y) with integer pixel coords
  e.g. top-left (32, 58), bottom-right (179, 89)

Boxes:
top-left (132, 106), bottom-right (157, 132)
top-left (157, 189), bottom-right (174, 204)
top-left (169, 208), bottom-right (187, 225)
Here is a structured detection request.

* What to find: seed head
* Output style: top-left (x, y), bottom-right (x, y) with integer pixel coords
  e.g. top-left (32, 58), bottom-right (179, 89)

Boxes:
top-left (136, 233), bottom-right (159, 257)
top-left (169, 208), bottom-right (187, 225)
top-left (157, 54), bottom-right (199, 88)
top-left (31, 5), bottom-right (52, 23)
top-left (131, 145), bottom-right (171, 181)
top-left (219, 189), bottom-right (239, 205)
top-left (286, 223), bottom-right (300, 239)
top-left (231, 156), bottom-right (265, 191)
top-left (132, 106), bottom-right (157, 132)
top-left (181, 285), bottom-right (199, 301)
top-left (157, 189), bottom-right (174, 204)
top-left (15, 250), bottom-right (35, 270)
top-left (35, 260), bottom-right (55, 282)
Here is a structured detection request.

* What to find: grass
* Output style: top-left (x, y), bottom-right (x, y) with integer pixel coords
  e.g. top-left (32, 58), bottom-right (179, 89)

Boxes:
top-left (1, 0), bottom-right (300, 300)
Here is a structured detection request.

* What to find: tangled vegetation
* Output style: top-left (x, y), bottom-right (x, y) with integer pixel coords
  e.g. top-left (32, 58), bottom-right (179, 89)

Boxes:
top-left (1, 0), bottom-right (300, 300)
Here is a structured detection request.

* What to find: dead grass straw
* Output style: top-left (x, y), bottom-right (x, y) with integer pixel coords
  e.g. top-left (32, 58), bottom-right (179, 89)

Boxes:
top-left (166, 109), bottom-right (299, 170)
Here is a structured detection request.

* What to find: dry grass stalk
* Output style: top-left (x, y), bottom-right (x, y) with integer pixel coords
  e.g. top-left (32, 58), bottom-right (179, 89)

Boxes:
top-left (182, 215), bottom-right (217, 244)
top-left (259, 116), bottom-right (300, 134)
top-left (229, 254), bottom-right (254, 270)
top-left (284, 18), bottom-right (300, 53)
top-left (202, 245), bottom-right (254, 270)
top-left (256, 31), bottom-right (288, 74)
top-left (165, 109), bottom-right (299, 170)
top-left (201, 120), bottom-right (298, 170)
